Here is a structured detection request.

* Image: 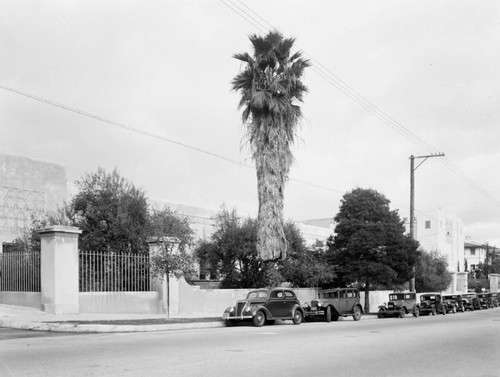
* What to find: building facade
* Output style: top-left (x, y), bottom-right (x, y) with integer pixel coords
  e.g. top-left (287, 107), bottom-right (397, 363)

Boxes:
top-left (414, 209), bottom-right (465, 274)
top-left (0, 153), bottom-right (67, 248)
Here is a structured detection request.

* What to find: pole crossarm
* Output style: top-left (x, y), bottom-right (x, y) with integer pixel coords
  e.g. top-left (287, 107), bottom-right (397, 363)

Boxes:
top-left (411, 153), bottom-right (445, 172)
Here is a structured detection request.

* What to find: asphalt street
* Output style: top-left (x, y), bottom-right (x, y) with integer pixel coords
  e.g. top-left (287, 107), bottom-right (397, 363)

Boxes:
top-left (1, 309), bottom-right (500, 377)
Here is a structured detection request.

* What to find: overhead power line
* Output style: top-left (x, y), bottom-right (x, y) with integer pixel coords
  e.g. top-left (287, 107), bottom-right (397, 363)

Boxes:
top-left (221, 0), bottom-right (500, 208)
top-left (0, 83), bottom-right (345, 195)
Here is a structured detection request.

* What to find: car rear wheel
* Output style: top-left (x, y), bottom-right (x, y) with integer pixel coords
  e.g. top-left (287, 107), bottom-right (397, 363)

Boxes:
top-left (399, 308), bottom-right (406, 318)
top-left (325, 306), bottom-right (332, 323)
top-left (293, 310), bottom-right (303, 325)
top-left (253, 311), bottom-right (266, 327)
top-left (452, 306), bottom-right (457, 314)
top-left (352, 306), bottom-right (362, 321)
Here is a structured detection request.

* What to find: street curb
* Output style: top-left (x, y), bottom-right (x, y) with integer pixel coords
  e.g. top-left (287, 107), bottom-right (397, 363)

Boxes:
top-left (0, 319), bottom-right (226, 333)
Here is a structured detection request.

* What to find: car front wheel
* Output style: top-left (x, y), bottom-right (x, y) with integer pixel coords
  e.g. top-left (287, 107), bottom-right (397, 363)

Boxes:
top-left (378, 307), bottom-right (386, 319)
top-left (253, 311), bottom-right (266, 327)
top-left (293, 310), bottom-right (303, 325)
top-left (399, 308), bottom-right (406, 318)
top-left (413, 306), bottom-right (419, 318)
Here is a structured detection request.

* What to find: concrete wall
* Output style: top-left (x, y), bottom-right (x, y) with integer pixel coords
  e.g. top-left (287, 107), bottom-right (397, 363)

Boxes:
top-left (170, 278), bottom-right (392, 318)
top-left (0, 292), bottom-right (41, 309)
top-left (79, 292), bottom-right (160, 314)
top-left (169, 277), bottom-right (318, 318)
top-left (360, 290), bottom-right (393, 313)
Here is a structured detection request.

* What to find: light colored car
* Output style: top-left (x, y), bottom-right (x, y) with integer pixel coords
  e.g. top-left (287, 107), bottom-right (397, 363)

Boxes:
top-left (302, 288), bottom-right (363, 322)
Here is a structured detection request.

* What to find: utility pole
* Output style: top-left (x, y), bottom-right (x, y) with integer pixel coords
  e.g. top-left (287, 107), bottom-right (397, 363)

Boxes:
top-left (409, 152), bottom-right (445, 292)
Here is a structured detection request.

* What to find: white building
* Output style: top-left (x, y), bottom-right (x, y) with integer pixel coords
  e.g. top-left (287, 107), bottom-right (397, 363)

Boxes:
top-left (464, 240), bottom-right (497, 272)
top-left (414, 209), bottom-right (465, 274)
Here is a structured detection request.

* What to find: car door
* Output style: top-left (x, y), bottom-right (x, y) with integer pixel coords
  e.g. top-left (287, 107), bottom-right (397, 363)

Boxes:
top-left (339, 290), bottom-right (349, 313)
top-left (267, 290), bottom-right (288, 318)
top-left (282, 290), bottom-right (297, 317)
top-left (344, 289), bottom-right (356, 313)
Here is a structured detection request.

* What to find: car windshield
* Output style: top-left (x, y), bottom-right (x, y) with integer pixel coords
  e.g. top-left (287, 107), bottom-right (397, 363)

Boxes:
top-left (247, 291), bottom-right (269, 299)
top-left (389, 294), bottom-right (404, 300)
top-left (421, 295), bottom-right (436, 301)
top-left (319, 291), bottom-right (338, 299)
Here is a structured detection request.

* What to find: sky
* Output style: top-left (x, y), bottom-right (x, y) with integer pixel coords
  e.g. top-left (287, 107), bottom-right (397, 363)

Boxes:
top-left (1, 0), bottom-right (499, 246)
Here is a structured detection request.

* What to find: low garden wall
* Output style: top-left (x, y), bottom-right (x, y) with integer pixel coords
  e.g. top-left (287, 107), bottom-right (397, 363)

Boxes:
top-left (0, 292), bottom-right (41, 309)
top-left (79, 292), bottom-right (160, 314)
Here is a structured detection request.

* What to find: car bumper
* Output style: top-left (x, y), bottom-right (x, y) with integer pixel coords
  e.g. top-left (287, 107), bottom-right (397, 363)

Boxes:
top-left (303, 310), bottom-right (325, 317)
top-left (222, 313), bottom-right (253, 321)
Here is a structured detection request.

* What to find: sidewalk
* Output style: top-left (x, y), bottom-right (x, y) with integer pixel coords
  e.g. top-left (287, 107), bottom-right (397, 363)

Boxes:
top-left (0, 304), bottom-right (224, 333)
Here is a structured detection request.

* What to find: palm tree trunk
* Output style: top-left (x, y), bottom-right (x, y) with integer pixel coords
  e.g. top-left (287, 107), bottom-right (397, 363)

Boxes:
top-left (255, 143), bottom-right (288, 261)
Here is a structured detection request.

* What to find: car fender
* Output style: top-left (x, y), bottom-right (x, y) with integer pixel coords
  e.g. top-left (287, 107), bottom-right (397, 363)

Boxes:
top-left (290, 304), bottom-right (305, 317)
top-left (351, 303), bottom-right (364, 314)
top-left (250, 305), bottom-right (273, 319)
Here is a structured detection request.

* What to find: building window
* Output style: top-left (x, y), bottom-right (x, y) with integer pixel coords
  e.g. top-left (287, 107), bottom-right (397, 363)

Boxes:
top-left (425, 220), bottom-right (431, 229)
top-left (470, 249), bottom-right (476, 256)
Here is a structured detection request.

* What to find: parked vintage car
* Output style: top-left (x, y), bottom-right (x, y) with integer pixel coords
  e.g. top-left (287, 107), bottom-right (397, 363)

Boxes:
top-left (378, 292), bottom-right (420, 318)
top-left (419, 293), bottom-right (447, 316)
top-left (442, 294), bottom-right (464, 313)
top-left (462, 293), bottom-right (481, 311)
top-left (302, 288), bottom-right (363, 322)
top-left (222, 288), bottom-right (305, 327)
top-left (477, 292), bottom-right (494, 309)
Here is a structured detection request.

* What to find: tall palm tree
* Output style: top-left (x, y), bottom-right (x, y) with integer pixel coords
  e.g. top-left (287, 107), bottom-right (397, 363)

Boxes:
top-left (232, 31), bottom-right (310, 261)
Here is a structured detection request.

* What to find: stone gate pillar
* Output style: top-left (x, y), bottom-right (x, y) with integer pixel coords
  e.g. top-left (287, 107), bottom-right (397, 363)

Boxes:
top-left (39, 225), bottom-right (81, 314)
top-left (489, 274), bottom-right (499, 293)
top-left (456, 272), bottom-right (468, 293)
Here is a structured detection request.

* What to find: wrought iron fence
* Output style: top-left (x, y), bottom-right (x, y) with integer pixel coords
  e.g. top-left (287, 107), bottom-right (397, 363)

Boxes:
top-left (79, 251), bottom-right (151, 292)
top-left (0, 251), bottom-right (41, 292)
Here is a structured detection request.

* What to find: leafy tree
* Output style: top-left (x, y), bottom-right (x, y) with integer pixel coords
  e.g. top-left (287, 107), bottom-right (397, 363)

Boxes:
top-left (11, 169), bottom-right (196, 283)
top-left (280, 238), bottom-right (336, 288)
top-left (415, 250), bottom-right (452, 292)
top-left (148, 205), bottom-right (196, 279)
top-left (327, 188), bottom-right (419, 311)
top-left (195, 207), bottom-right (325, 288)
top-left (473, 254), bottom-right (500, 279)
top-left (71, 168), bottom-right (149, 253)
top-left (196, 207), bottom-right (271, 288)
top-left (232, 31), bottom-right (310, 261)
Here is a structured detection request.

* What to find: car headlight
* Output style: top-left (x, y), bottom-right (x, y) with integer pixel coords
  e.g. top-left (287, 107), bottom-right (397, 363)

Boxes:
top-left (317, 301), bottom-right (323, 307)
top-left (228, 307), bottom-right (235, 313)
